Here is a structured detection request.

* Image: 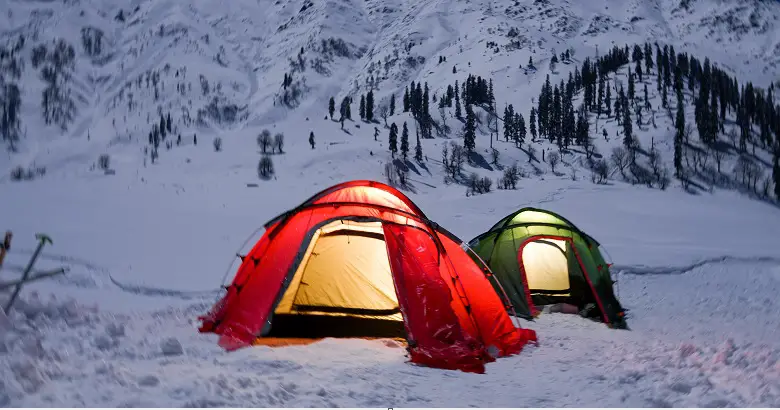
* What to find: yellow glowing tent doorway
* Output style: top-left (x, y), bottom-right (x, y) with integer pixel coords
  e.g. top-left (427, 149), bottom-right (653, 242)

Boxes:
top-left (274, 220), bottom-right (402, 321)
top-left (521, 238), bottom-right (571, 297)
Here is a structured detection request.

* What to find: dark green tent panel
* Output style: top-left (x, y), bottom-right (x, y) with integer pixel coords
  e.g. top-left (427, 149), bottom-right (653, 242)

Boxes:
top-left (468, 208), bottom-right (628, 329)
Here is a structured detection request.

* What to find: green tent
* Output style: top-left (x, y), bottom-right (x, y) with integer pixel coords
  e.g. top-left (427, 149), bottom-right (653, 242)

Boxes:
top-left (468, 207), bottom-right (628, 329)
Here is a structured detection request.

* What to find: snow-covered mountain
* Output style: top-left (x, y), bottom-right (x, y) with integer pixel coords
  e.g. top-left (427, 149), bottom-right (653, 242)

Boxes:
top-left (1, 0), bottom-right (780, 407)
top-left (2, 0), bottom-right (780, 151)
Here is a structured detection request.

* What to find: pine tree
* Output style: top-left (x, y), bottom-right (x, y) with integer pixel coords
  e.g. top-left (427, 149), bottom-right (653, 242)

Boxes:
top-left (773, 153), bottom-right (780, 201)
top-left (552, 86), bottom-right (561, 146)
top-left (529, 108), bottom-right (537, 141)
top-left (503, 105), bottom-right (514, 142)
top-left (576, 105), bottom-right (589, 153)
top-left (636, 63), bottom-right (643, 83)
top-left (674, 97), bottom-right (684, 178)
top-left (464, 104), bottom-right (476, 152)
top-left (403, 87), bottom-right (410, 112)
top-left (166, 113), bottom-right (172, 132)
top-left (159, 114), bottom-right (167, 139)
top-left (597, 74), bottom-right (605, 117)
top-left (309, 131), bottom-right (315, 149)
top-left (644, 83), bottom-right (651, 110)
top-left (415, 82), bottom-right (423, 118)
top-left (390, 93), bottom-right (396, 115)
top-left (366, 90), bottom-right (375, 122)
top-left (455, 81), bottom-right (462, 119)
top-left (644, 42), bottom-right (653, 74)
top-left (528, 55), bottom-right (534, 69)
top-left (400, 122), bottom-right (409, 159)
top-left (414, 131), bottom-right (423, 161)
top-left (621, 90), bottom-right (633, 150)
top-left (389, 123), bottom-right (398, 157)
top-left (516, 112), bottom-right (526, 146)
top-left (359, 95), bottom-right (366, 119)
top-left (564, 98), bottom-right (575, 148)
top-left (605, 85), bottom-right (612, 117)
top-left (328, 97), bottom-right (335, 119)
top-left (628, 68), bottom-right (635, 102)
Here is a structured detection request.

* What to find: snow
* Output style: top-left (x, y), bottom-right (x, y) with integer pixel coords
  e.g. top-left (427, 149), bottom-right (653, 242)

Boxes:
top-left (2, 0), bottom-right (780, 406)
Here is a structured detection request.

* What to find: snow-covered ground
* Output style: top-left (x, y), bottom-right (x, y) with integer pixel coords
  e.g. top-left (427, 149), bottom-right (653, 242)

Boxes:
top-left (1, 165), bottom-right (779, 407)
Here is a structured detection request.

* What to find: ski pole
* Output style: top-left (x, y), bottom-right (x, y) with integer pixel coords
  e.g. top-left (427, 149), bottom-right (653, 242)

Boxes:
top-left (4, 233), bottom-right (52, 313)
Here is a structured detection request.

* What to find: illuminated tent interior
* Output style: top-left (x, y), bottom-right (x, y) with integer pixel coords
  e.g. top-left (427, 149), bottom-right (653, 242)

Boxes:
top-left (198, 180), bottom-right (537, 373)
top-left (468, 208), bottom-right (628, 329)
top-left (268, 220), bottom-right (404, 338)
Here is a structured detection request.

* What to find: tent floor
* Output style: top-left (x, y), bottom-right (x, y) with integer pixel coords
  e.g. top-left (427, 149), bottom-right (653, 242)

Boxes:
top-left (253, 337), bottom-right (407, 348)
top-left (265, 313), bottom-right (407, 339)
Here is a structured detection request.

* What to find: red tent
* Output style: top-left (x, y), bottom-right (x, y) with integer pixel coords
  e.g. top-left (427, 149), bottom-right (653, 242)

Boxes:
top-left (198, 180), bottom-right (536, 373)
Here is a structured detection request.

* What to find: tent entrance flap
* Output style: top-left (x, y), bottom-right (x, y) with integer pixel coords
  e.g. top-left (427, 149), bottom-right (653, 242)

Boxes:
top-left (274, 220), bottom-right (402, 321)
top-left (521, 238), bottom-right (571, 299)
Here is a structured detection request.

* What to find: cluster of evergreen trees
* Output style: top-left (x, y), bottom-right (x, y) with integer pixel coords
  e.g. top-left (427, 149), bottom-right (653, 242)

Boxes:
top-left (320, 41), bottom-right (780, 200)
top-left (533, 73), bottom-right (592, 154)
top-left (359, 90), bottom-right (375, 121)
top-left (403, 80), bottom-right (433, 139)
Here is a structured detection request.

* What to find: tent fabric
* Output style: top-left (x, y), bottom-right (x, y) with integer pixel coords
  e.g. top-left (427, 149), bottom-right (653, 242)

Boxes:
top-left (198, 180), bottom-right (536, 373)
top-left (468, 207), bottom-right (628, 329)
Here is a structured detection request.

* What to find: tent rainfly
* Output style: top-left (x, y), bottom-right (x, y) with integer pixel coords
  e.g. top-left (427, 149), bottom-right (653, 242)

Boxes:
top-left (468, 208), bottom-right (628, 329)
top-left (198, 180), bottom-right (537, 373)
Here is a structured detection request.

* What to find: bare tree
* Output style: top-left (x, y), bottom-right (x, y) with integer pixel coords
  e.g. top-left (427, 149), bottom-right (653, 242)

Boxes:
top-left (490, 147), bottom-right (500, 166)
top-left (438, 105), bottom-right (449, 137)
top-left (384, 162), bottom-right (398, 185)
top-left (733, 156), bottom-right (752, 186)
top-left (591, 159), bottom-right (609, 184)
top-left (442, 142), bottom-right (466, 180)
top-left (711, 146), bottom-right (725, 173)
top-left (257, 129), bottom-right (272, 153)
top-left (727, 127), bottom-right (738, 149)
top-left (501, 163), bottom-right (521, 189)
top-left (548, 152), bottom-right (560, 172)
top-left (684, 124), bottom-right (694, 145)
top-left (273, 133), bottom-right (285, 153)
top-left (610, 147), bottom-right (629, 178)
top-left (527, 145), bottom-right (536, 163)
top-left (378, 104), bottom-right (389, 127)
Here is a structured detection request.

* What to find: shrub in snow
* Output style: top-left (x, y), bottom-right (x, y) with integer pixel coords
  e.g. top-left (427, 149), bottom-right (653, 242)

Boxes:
top-left (138, 375), bottom-right (160, 387)
top-left (590, 159), bottom-right (609, 184)
top-left (98, 154), bottom-right (110, 171)
top-left (106, 322), bottom-right (125, 338)
top-left (466, 173), bottom-right (492, 195)
top-left (160, 337), bottom-right (183, 356)
top-left (258, 155), bottom-right (274, 179)
top-left (213, 137), bottom-right (222, 152)
top-left (499, 163), bottom-right (521, 189)
top-left (9, 166), bottom-right (46, 181)
top-left (94, 334), bottom-right (116, 351)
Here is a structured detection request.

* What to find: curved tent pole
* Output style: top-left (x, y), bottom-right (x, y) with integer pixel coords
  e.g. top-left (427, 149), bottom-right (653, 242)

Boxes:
top-left (213, 225), bottom-right (267, 302)
top-left (461, 241), bottom-right (522, 319)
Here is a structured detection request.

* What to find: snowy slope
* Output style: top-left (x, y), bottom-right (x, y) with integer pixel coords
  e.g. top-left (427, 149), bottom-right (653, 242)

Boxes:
top-left (1, 178), bottom-right (780, 407)
top-left (1, 0), bottom-right (780, 407)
